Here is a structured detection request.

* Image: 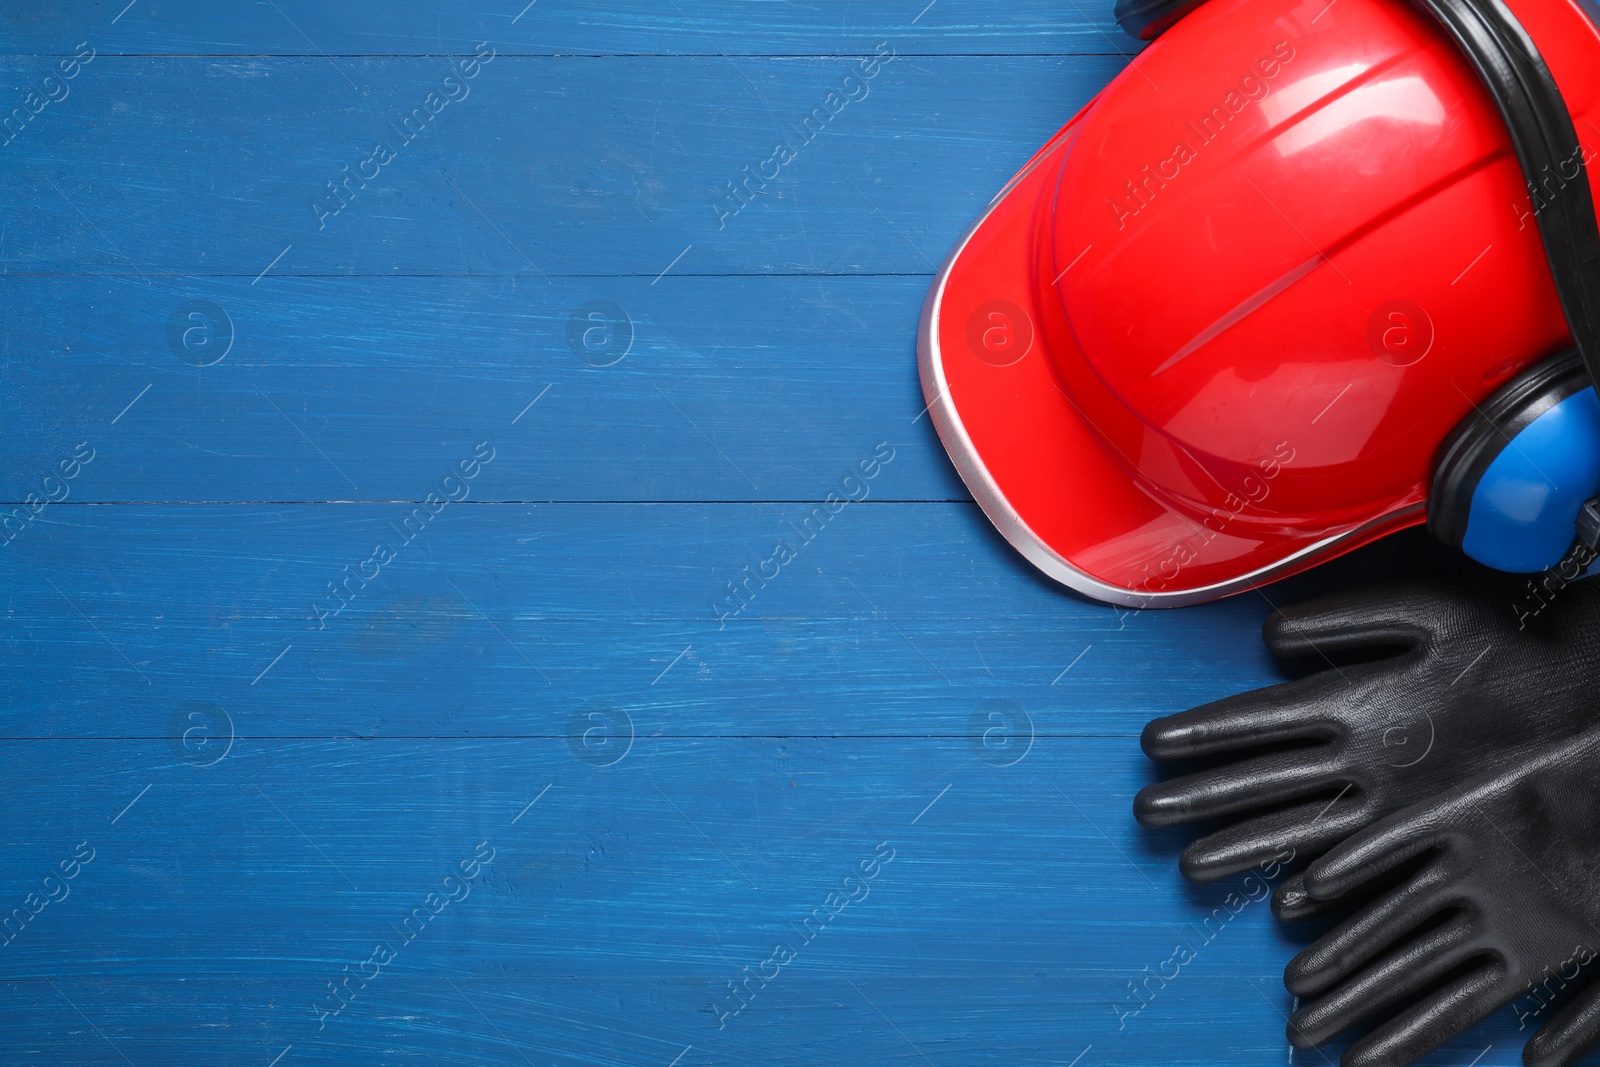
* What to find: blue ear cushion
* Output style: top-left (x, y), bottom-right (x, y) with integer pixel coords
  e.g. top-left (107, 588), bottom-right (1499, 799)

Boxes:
top-left (1430, 350), bottom-right (1586, 552)
top-left (1461, 384), bottom-right (1600, 572)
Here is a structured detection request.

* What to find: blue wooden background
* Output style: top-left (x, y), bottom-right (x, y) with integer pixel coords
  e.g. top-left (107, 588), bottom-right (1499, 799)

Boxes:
top-left (0, 3), bottom-right (1525, 1065)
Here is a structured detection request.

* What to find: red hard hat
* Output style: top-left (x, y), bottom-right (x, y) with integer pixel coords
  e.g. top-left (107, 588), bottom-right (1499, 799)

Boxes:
top-left (920, 0), bottom-right (1600, 606)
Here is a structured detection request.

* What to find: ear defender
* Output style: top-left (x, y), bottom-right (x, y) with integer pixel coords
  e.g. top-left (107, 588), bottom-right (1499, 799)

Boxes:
top-left (1429, 349), bottom-right (1600, 573)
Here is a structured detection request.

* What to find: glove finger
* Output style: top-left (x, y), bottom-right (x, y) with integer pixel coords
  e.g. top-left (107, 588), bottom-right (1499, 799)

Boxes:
top-left (1526, 976), bottom-right (1600, 1067)
top-left (1273, 859), bottom-right (1410, 923)
top-left (1286, 914), bottom-right (1480, 1048)
top-left (1263, 587), bottom-right (1436, 661)
top-left (1273, 872), bottom-right (1328, 921)
top-left (1141, 678), bottom-right (1340, 762)
top-left (1177, 796), bottom-right (1366, 884)
top-left (1337, 964), bottom-right (1508, 1067)
top-left (1303, 807), bottom-right (1443, 903)
top-left (1287, 862), bottom-right (1450, 998)
top-left (1135, 749), bottom-right (1342, 828)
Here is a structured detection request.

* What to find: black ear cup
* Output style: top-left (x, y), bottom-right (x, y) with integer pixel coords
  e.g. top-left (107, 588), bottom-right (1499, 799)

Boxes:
top-left (1112, 0), bottom-right (1208, 39)
top-left (1428, 349), bottom-right (1588, 549)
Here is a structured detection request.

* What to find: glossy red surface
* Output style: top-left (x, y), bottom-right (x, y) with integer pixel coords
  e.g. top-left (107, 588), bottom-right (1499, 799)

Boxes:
top-left (925, 0), bottom-right (1600, 603)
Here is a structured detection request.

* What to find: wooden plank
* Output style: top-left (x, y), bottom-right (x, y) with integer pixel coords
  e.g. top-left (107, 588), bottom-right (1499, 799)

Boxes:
top-left (0, 55), bottom-right (1119, 276)
top-left (5, 975), bottom-right (1526, 1067)
top-left (0, 735), bottom-right (1525, 1065)
top-left (0, 275), bottom-right (968, 502)
top-left (1, 1), bottom-right (1139, 57)
top-left (0, 501), bottom-right (1281, 738)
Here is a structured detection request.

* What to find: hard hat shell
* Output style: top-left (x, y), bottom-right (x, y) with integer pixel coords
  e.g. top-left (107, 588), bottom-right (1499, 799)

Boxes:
top-left (920, 0), bottom-right (1600, 606)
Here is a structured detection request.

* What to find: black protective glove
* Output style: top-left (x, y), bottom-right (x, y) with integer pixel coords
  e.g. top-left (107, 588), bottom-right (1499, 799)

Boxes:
top-left (1283, 725), bottom-right (1600, 1067)
top-left (1134, 578), bottom-right (1600, 882)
